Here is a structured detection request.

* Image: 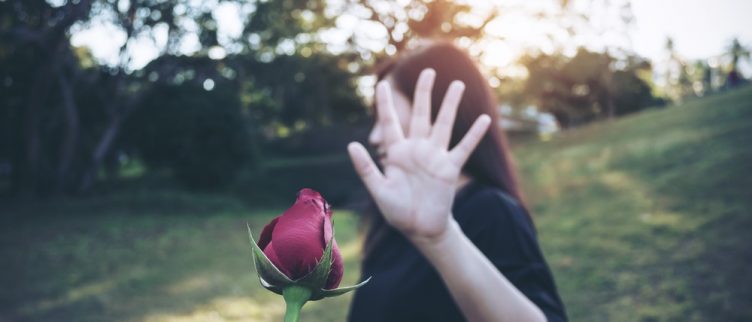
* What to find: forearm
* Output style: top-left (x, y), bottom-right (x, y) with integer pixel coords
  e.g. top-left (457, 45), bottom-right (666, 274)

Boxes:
top-left (409, 217), bottom-right (546, 322)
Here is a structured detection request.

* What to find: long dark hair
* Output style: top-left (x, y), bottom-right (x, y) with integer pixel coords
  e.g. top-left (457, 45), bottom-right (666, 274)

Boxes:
top-left (362, 41), bottom-right (529, 262)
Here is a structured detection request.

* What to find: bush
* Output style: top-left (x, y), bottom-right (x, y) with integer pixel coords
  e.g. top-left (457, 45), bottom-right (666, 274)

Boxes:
top-left (125, 82), bottom-right (254, 189)
top-left (613, 70), bottom-right (667, 115)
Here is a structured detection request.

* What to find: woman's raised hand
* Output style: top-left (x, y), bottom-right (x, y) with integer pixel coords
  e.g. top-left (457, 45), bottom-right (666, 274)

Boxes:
top-left (347, 69), bottom-right (491, 242)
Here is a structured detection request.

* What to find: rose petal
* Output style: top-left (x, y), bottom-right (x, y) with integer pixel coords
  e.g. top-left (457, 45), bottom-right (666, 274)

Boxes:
top-left (265, 188), bottom-right (343, 284)
top-left (263, 241), bottom-right (293, 278)
top-left (324, 214), bottom-right (344, 289)
top-left (298, 188), bottom-right (322, 200)
top-left (270, 200), bottom-right (327, 279)
top-left (258, 217), bottom-right (279, 249)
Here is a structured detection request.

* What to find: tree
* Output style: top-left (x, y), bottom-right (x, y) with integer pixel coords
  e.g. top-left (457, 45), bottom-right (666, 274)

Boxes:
top-left (126, 78), bottom-right (252, 189)
top-left (0, 0), bottom-right (363, 198)
top-left (350, 0), bottom-right (499, 54)
top-left (520, 48), bottom-right (661, 128)
top-left (1, 0), bottom-right (96, 198)
top-left (662, 37), bottom-right (695, 102)
top-left (725, 38), bottom-right (750, 88)
top-left (612, 58), bottom-right (666, 116)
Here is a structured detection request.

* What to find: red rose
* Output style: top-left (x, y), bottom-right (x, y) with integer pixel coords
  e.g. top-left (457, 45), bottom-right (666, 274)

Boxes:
top-left (256, 188), bottom-right (344, 289)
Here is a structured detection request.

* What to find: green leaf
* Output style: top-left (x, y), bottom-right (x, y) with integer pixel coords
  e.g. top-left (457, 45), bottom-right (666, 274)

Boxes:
top-left (310, 276), bottom-right (372, 301)
top-left (296, 234), bottom-right (334, 290)
top-left (247, 223), bottom-right (293, 289)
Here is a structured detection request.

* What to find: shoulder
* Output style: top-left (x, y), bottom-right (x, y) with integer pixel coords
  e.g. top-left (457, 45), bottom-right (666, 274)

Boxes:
top-left (453, 181), bottom-right (533, 234)
top-left (452, 181), bottom-right (542, 263)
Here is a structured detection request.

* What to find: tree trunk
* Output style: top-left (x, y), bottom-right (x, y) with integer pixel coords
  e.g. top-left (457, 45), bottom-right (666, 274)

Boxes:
top-left (79, 114), bottom-right (122, 193)
top-left (12, 0), bottom-right (94, 199)
top-left (16, 54), bottom-right (55, 198)
top-left (55, 71), bottom-right (80, 194)
top-left (17, 56), bottom-right (55, 199)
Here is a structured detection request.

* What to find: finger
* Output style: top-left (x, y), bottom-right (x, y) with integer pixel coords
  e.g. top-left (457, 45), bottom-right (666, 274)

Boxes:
top-left (449, 114), bottom-right (492, 167)
top-left (431, 80), bottom-right (465, 148)
top-left (347, 142), bottom-right (385, 192)
top-left (409, 68), bottom-right (435, 138)
top-left (376, 81), bottom-right (405, 145)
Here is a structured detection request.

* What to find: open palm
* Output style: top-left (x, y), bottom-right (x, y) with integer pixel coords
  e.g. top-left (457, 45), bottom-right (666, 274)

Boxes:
top-left (348, 69), bottom-right (491, 240)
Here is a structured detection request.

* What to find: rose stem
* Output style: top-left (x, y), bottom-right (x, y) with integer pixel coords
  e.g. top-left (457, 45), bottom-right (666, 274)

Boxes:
top-left (283, 285), bottom-right (312, 322)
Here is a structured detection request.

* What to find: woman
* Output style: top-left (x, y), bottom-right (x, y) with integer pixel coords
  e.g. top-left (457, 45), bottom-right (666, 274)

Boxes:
top-left (346, 42), bottom-right (567, 322)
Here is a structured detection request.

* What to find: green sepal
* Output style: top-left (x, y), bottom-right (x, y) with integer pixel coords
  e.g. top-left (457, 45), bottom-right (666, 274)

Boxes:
top-left (247, 220), bottom-right (372, 301)
top-left (259, 275), bottom-right (285, 295)
top-left (309, 276), bottom-right (372, 301)
top-left (247, 223), bottom-right (293, 294)
top-left (296, 235), bottom-right (335, 290)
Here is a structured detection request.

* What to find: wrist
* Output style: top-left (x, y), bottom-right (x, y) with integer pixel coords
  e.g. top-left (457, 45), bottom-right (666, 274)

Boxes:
top-left (408, 217), bottom-right (462, 258)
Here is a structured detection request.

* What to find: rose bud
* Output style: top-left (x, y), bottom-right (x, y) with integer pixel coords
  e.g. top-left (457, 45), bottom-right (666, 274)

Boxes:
top-left (247, 188), bottom-right (370, 322)
top-left (258, 188), bottom-right (344, 289)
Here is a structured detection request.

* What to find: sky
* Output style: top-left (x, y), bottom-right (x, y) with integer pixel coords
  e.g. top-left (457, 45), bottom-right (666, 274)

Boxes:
top-left (70, 0), bottom-right (752, 75)
top-left (630, 0), bottom-right (752, 65)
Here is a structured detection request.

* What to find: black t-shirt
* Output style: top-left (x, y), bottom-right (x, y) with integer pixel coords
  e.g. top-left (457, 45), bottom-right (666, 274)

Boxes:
top-left (347, 180), bottom-right (568, 322)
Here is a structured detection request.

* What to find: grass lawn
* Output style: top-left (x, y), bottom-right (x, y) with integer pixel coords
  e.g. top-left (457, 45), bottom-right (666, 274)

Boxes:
top-left (0, 194), bottom-right (363, 322)
top-left (518, 87), bottom-right (752, 321)
top-left (1, 86), bottom-right (751, 321)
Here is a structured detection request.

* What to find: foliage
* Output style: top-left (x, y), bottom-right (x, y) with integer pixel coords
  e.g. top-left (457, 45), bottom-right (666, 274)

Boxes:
top-left (352, 0), bottom-right (498, 53)
top-left (659, 37), bottom-right (751, 102)
top-left (725, 38), bottom-right (751, 89)
top-left (125, 81), bottom-right (253, 189)
top-left (520, 48), bottom-right (664, 128)
top-left (612, 69), bottom-right (666, 116)
top-left (237, 52), bottom-right (368, 134)
top-left (0, 0), bottom-right (366, 197)
top-left (662, 37), bottom-right (698, 102)
top-left (0, 0), bottom-right (215, 197)
top-left (244, 0), bottom-right (332, 53)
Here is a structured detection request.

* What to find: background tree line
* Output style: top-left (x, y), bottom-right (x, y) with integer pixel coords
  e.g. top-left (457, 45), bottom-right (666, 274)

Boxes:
top-left (1, 0), bottom-right (749, 200)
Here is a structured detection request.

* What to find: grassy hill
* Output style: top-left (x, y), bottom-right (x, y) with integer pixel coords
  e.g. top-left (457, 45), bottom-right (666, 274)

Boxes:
top-left (517, 86), bottom-right (752, 321)
top-left (1, 87), bottom-right (750, 321)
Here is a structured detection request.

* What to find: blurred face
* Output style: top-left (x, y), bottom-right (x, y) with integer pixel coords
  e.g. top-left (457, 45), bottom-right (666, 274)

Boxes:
top-left (368, 74), bottom-right (412, 165)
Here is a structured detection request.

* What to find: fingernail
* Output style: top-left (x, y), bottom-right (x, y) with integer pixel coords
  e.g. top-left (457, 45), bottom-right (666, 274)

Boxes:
top-left (347, 142), bottom-right (359, 152)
